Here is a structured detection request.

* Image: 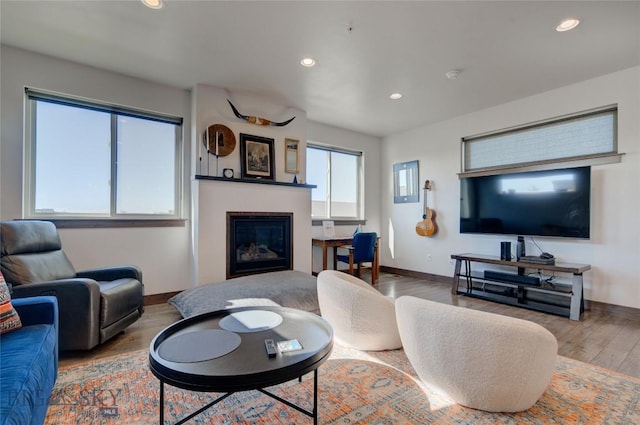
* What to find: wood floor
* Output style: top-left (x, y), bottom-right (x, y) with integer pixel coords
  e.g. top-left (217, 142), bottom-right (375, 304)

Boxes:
top-left (59, 271), bottom-right (640, 379)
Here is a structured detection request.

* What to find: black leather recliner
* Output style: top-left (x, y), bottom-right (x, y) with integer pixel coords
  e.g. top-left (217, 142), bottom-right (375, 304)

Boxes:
top-left (0, 220), bottom-right (144, 351)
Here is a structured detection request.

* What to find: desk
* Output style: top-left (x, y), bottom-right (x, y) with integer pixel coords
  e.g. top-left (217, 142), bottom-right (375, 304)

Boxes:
top-left (312, 236), bottom-right (380, 283)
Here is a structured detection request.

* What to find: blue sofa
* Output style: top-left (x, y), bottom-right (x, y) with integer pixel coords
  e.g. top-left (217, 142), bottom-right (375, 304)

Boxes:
top-left (0, 296), bottom-right (58, 425)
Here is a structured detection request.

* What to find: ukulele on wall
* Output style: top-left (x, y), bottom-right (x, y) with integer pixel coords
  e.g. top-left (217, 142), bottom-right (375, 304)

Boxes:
top-left (415, 180), bottom-right (438, 237)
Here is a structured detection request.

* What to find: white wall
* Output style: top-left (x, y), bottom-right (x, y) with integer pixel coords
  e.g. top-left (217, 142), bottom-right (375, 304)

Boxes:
top-left (191, 84), bottom-right (307, 183)
top-left (381, 66), bottom-right (640, 309)
top-left (1, 45), bottom-right (193, 295)
top-left (307, 121), bottom-right (382, 272)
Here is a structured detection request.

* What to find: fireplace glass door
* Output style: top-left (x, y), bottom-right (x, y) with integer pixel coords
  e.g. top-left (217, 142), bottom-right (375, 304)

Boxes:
top-left (227, 212), bottom-right (293, 278)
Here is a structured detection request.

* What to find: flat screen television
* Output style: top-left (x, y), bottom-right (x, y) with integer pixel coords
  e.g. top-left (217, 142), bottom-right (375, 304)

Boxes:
top-left (460, 166), bottom-right (591, 239)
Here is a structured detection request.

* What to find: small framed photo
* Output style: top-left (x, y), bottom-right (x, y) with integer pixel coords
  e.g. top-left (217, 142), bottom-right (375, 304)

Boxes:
top-left (239, 134), bottom-right (275, 180)
top-left (284, 138), bottom-right (299, 174)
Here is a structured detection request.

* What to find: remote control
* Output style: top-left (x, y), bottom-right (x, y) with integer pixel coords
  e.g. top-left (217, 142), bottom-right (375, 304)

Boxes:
top-left (264, 339), bottom-right (277, 358)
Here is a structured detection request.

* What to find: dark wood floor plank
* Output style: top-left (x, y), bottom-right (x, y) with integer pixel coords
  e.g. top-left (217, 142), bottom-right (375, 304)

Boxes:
top-left (590, 320), bottom-right (640, 371)
top-left (619, 340), bottom-right (640, 378)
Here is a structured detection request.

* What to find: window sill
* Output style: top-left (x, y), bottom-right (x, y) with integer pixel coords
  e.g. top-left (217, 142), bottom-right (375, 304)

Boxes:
top-left (312, 219), bottom-right (366, 227)
top-left (38, 219), bottom-right (187, 229)
top-left (458, 152), bottom-right (624, 178)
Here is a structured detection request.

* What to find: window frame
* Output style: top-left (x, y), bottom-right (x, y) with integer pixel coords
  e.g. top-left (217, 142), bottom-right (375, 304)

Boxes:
top-left (23, 88), bottom-right (184, 224)
top-left (306, 143), bottom-right (364, 223)
top-left (460, 105), bottom-right (622, 178)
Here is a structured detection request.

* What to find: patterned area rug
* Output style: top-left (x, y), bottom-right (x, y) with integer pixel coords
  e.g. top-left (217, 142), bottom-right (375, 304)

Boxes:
top-left (45, 345), bottom-right (640, 425)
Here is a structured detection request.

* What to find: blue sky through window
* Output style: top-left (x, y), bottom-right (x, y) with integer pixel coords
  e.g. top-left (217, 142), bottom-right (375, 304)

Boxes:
top-left (32, 100), bottom-right (178, 217)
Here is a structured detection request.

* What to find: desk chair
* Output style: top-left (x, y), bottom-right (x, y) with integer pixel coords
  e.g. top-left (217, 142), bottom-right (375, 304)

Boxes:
top-left (336, 232), bottom-right (378, 284)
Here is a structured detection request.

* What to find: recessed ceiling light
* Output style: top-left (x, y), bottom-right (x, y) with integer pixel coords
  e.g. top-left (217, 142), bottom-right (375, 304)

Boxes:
top-left (389, 93), bottom-right (403, 100)
top-left (556, 18), bottom-right (580, 32)
top-left (300, 57), bottom-right (316, 67)
top-left (141, 0), bottom-right (164, 9)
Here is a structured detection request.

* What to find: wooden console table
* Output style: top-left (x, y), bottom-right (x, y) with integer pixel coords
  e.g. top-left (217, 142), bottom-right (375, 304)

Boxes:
top-left (312, 236), bottom-right (380, 283)
top-left (451, 253), bottom-right (591, 321)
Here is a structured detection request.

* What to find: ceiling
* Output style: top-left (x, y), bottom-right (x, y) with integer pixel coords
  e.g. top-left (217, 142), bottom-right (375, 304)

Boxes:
top-left (1, 1), bottom-right (639, 137)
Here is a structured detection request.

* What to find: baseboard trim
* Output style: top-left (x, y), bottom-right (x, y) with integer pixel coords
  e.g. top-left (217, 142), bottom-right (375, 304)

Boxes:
top-left (380, 266), bottom-right (452, 284)
top-left (144, 291), bottom-right (180, 306)
top-left (586, 299), bottom-right (640, 320)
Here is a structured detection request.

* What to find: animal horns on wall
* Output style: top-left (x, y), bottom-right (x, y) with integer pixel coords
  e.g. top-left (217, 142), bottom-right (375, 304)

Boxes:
top-left (227, 99), bottom-right (296, 127)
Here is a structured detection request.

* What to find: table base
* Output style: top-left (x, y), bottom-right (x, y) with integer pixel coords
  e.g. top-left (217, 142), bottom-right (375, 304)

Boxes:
top-left (159, 369), bottom-right (319, 425)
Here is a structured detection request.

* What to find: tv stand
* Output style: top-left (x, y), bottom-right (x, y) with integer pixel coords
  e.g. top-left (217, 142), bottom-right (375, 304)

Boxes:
top-left (451, 253), bottom-right (591, 321)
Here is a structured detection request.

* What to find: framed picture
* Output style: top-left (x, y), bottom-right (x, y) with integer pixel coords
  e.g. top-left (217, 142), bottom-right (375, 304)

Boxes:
top-left (239, 133), bottom-right (275, 180)
top-left (393, 160), bottom-right (419, 203)
top-left (284, 138), bottom-right (299, 174)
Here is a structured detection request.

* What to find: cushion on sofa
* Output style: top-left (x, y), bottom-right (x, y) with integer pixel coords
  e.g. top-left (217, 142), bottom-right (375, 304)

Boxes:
top-left (1, 250), bottom-right (76, 285)
top-left (99, 278), bottom-right (144, 327)
top-left (0, 273), bottom-right (22, 334)
top-left (0, 323), bottom-right (57, 425)
top-left (1, 220), bottom-right (76, 284)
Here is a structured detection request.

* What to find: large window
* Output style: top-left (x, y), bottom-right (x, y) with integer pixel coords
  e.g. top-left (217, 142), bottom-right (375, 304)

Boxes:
top-left (306, 144), bottom-right (362, 220)
top-left (25, 89), bottom-right (183, 220)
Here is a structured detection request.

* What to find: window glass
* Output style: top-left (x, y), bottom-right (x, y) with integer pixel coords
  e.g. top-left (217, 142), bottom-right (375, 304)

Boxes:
top-left (307, 145), bottom-right (362, 219)
top-left (330, 153), bottom-right (358, 217)
top-left (307, 148), bottom-right (329, 218)
top-left (26, 91), bottom-right (182, 219)
top-left (116, 116), bottom-right (176, 215)
top-left (34, 102), bottom-right (111, 215)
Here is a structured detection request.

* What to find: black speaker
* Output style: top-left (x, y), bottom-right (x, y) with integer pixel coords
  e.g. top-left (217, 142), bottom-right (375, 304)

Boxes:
top-left (500, 241), bottom-right (511, 261)
top-left (516, 236), bottom-right (525, 260)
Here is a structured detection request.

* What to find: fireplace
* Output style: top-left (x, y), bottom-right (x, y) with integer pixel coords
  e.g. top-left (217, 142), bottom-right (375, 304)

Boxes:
top-left (227, 212), bottom-right (293, 279)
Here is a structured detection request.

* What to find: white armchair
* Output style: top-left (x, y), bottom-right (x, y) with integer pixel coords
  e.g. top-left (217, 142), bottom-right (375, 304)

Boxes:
top-left (395, 296), bottom-right (558, 412)
top-left (317, 270), bottom-right (401, 351)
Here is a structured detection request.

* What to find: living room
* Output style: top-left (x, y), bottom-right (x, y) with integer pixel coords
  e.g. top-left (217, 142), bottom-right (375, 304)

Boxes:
top-left (1, 1), bottom-right (639, 423)
top-left (1, 1), bottom-right (638, 310)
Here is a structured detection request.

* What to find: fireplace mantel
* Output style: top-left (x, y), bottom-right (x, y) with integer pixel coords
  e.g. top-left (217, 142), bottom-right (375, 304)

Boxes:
top-left (195, 174), bottom-right (316, 189)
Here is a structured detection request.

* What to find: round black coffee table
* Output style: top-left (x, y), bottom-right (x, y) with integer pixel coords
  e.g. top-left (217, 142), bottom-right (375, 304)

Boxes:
top-left (149, 306), bottom-right (333, 425)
